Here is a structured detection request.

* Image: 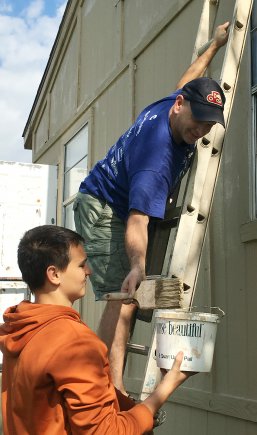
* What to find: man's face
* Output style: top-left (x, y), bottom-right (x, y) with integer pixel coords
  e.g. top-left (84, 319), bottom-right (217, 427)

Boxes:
top-left (172, 98), bottom-right (216, 144)
top-left (58, 244), bottom-right (91, 304)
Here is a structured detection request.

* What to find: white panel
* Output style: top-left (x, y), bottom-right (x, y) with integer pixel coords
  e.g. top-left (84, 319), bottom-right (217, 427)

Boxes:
top-left (0, 161), bottom-right (57, 278)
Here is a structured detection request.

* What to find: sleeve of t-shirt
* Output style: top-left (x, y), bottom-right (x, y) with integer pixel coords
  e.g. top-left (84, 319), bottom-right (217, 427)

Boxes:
top-left (129, 170), bottom-right (169, 219)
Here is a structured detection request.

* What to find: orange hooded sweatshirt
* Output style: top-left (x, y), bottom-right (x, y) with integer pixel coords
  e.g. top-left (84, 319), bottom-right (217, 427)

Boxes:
top-left (0, 301), bottom-right (153, 435)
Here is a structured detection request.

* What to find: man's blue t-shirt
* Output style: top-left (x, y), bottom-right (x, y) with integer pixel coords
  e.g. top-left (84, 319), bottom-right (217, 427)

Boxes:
top-left (79, 89), bottom-right (195, 220)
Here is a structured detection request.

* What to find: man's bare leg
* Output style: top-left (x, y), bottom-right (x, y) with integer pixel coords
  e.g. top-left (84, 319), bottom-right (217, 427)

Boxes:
top-left (97, 300), bottom-right (137, 395)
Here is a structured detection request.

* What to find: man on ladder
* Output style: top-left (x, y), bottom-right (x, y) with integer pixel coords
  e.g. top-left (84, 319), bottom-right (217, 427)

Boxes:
top-left (73, 22), bottom-right (229, 396)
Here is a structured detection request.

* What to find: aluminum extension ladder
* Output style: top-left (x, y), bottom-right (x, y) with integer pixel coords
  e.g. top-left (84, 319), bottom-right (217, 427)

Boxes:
top-left (132, 0), bottom-right (254, 401)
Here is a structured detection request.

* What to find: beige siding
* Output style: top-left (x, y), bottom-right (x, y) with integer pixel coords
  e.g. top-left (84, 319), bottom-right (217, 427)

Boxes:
top-left (78, 0), bottom-right (122, 105)
top-left (92, 68), bottom-right (131, 161)
top-left (1, 1), bottom-right (255, 434)
top-left (123, 0), bottom-right (193, 56)
top-left (49, 19), bottom-right (79, 137)
top-left (134, 0), bottom-right (202, 112)
top-left (34, 101), bottom-right (49, 153)
top-left (158, 403), bottom-right (257, 435)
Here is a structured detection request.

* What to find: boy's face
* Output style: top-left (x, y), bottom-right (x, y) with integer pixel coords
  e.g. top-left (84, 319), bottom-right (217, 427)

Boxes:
top-left (58, 243), bottom-right (91, 304)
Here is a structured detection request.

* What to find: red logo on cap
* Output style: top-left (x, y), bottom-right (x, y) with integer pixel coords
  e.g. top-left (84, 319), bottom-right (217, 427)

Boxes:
top-left (206, 91), bottom-right (223, 106)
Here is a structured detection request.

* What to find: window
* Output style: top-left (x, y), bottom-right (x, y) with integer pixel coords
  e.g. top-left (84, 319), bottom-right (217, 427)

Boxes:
top-left (63, 125), bottom-right (88, 229)
top-left (251, 1), bottom-right (257, 218)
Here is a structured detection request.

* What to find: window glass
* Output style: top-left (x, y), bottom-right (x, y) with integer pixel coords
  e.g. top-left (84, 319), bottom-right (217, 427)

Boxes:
top-left (64, 202), bottom-right (76, 231)
top-left (65, 126), bottom-right (88, 171)
top-left (63, 124), bottom-right (88, 229)
top-left (64, 163), bottom-right (87, 200)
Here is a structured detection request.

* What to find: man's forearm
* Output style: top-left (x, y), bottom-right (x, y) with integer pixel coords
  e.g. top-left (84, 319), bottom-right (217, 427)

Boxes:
top-left (176, 41), bottom-right (220, 88)
top-left (120, 211), bottom-right (149, 295)
top-left (125, 211), bottom-right (149, 273)
top-left (176, 21), bottom-right (229, 89)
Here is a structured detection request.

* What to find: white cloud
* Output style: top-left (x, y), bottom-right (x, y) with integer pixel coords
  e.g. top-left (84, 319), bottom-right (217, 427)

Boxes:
top-left (23, 0), bottom-right (44, 21)
top-left (0, 0), bottom-right (12, 13)
top-left (0, 0), bottom-right (67, 163)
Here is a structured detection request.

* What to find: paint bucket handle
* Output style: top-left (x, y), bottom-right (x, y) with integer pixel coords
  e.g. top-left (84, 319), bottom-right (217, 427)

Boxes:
top-left (210, 306), bottom-right (225, 318)
top-left (189, 306), bottom-right (225, 318)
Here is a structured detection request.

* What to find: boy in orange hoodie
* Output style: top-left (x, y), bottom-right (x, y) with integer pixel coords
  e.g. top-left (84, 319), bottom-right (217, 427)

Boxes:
top-left (0, 225), bottom-right (194, 434)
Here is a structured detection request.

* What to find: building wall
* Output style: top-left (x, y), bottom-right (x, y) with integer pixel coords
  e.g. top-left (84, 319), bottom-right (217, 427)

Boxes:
top-left (3, 0), bottom-right (256, 434)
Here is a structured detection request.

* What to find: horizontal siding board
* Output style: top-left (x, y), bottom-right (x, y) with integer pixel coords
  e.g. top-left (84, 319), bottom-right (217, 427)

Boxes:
top-left (170, 388), bottom-right (257, 423)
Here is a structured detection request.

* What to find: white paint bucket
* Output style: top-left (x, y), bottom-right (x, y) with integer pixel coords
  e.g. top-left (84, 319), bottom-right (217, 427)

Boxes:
top-left (155, 308), bottom-right (224, 372)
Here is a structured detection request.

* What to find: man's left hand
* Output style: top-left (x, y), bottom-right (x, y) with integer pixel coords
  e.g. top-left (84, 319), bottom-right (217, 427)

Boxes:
top-left (120, 265), bottom-right (145, 299)
top-left (213, 21), bottom-right (230, 48)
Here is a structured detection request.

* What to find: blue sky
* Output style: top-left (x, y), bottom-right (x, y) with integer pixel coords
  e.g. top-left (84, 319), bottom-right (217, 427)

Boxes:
top-left (0, 0), bottom-right (68, 162)
top-left (0, 0), bottom-right (65, 17)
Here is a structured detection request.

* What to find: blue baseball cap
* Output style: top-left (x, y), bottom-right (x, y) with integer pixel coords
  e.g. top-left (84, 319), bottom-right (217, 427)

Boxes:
top-left (181, 77), bottom-right (226, 127)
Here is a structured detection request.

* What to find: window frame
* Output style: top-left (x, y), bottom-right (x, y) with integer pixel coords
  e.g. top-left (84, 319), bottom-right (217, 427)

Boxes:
top-left (62, 122), bottom-right (90, 230)
top-left (251, 2), bottom-right (257, 219)
top-left (251, 87), bottom-right (257, 219)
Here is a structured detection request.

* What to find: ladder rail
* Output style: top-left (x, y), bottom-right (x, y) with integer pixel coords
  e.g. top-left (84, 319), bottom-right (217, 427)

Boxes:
top-left (137, 0), bottom-right (253, 400)
top-left (191, 0), bottom-right (219, 62)
top-left (138, 0), bottom-right (221, 400)
top-left (169, 0), bottom-right (253, 308)
top-left (160, 0), bottom-right (221, 279)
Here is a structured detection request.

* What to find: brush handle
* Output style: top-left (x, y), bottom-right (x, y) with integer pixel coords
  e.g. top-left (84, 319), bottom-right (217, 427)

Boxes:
top-left (101, 292), bottom-right (132, 301)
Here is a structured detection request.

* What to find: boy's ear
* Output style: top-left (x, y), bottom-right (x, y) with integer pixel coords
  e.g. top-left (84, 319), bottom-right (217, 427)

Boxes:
top-left (46, 265), bottom-right (61, 285)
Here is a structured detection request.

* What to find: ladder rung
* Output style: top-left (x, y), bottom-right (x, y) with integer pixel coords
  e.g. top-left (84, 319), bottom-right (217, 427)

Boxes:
top-left (126, 343), bottom-right (149, 356)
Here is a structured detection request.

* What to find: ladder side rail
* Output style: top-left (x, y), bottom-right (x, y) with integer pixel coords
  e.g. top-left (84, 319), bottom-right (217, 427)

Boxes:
top-left (181, 125), bottom-right (226, 307)
top-left (167, 131), bottom-right (216, 281)
top-left (168, 0), bottom-right (253, 293)
top-left (182, 10), bottom-right (253, 303)
top-left (137, 0), bottom-right (253, 398)
top-left (160, 0), bottom-right (225, 280)
top-left (137, 0), bottom-right (220, 400)
top-left (161, 0), bottom-right (219, 277)
top-left (191, 0), bottom-right (219, 62)
top-left (179, 0), bottom-right (254, 308)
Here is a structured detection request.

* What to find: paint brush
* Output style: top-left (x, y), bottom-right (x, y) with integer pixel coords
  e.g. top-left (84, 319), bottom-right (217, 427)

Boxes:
top-left (101, 276), bottom-right (184, 309)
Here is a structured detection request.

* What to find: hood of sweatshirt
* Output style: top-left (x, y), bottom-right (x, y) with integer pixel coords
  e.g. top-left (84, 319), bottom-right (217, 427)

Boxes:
top-left (0, 300), bottom-right (81, 357)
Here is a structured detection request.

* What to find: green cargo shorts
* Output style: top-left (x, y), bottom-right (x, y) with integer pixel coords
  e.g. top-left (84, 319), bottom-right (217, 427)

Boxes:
top-left (73, 192), bottom-right (130, 300)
